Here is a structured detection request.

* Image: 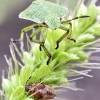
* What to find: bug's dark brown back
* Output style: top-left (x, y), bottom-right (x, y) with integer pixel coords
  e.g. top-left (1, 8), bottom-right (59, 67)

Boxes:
top-left (25, 83), bottom-right (56, 100)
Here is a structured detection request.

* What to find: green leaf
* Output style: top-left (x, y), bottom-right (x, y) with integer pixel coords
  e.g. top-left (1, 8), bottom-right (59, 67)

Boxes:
top-left (9, 86), bottom-right (24, 100)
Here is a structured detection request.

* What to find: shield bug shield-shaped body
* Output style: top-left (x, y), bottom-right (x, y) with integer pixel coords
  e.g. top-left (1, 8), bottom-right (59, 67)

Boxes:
top-left (14, 0), bottom-right (89, 65)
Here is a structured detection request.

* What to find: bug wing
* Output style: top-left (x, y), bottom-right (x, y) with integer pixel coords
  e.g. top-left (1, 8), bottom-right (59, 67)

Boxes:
top-left (45, 15), bottom-right (60, 29)
top-left (19, 0), bottom-right (48, 23)
top-left (44, 1), bottom-right (68, 18)
top-left (19, 0), bottom-right (68, 28)
top-left (44, 1), bottom-right (68, 29)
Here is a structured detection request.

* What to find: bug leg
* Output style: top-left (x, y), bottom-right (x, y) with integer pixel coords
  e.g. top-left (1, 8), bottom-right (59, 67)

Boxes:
top-left (55, 22), bottom-right (76, 49)
top-left (39, 44), bottom-right (42, 51)
top-left (26, 76), bottom-right (32, 84)
top-left (13, 24), bottom-right (40, 43)
top-left (55, 29), bottom-right (70, 49)
top-left (57, 15), bottom-right (90, 46)
top-left (30, 28), bottom-right (52, 65)
top-left (13, 23), bottom-right (51, 65)
top-left (66, 22), bottom-right (76, 42)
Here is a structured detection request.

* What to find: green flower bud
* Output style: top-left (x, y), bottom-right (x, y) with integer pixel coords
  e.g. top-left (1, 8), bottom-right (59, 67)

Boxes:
top-left (77, 51), bottom-right (88, 60)
top-left (85, 24), bottom-right (100, 36)
top-left (77, 34), bottom-right (95, 42)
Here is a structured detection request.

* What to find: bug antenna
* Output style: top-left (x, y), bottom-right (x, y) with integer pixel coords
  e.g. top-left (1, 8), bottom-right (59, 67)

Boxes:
top-left (79, 15), bottom-right (90, 18)
top-left (64, 15), bottom-right (90, 22)
top-left (71, 15), bottom-right (90, 20)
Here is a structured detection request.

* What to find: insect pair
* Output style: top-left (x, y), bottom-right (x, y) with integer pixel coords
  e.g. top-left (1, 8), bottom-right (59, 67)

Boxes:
top-left (13, 0), bottom-right (89, 65)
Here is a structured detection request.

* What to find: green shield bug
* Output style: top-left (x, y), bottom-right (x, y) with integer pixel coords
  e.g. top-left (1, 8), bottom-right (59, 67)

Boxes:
top-left (13, 0), bottom-right (89, 65)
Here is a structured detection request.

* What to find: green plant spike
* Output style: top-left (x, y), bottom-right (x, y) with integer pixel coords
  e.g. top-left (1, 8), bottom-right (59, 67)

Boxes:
top-left (13, 0), bottom-right (90, 65)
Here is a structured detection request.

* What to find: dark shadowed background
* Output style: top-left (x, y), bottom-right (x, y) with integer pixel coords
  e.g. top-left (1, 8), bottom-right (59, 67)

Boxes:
top-left (0, 0), bottom-right (100, 100)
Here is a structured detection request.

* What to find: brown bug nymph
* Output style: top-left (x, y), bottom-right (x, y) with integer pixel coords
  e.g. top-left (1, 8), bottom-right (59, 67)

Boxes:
top-left (25, 83), bottom-right (56, 100)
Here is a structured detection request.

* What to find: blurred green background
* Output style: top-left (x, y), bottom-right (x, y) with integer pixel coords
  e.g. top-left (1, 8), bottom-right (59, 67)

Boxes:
top-left (0, 0), bottom-right (100, 100)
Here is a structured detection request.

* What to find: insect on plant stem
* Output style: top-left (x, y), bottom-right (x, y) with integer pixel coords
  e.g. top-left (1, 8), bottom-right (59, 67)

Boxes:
top-left (13, 0), bottom-right (90, 65)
